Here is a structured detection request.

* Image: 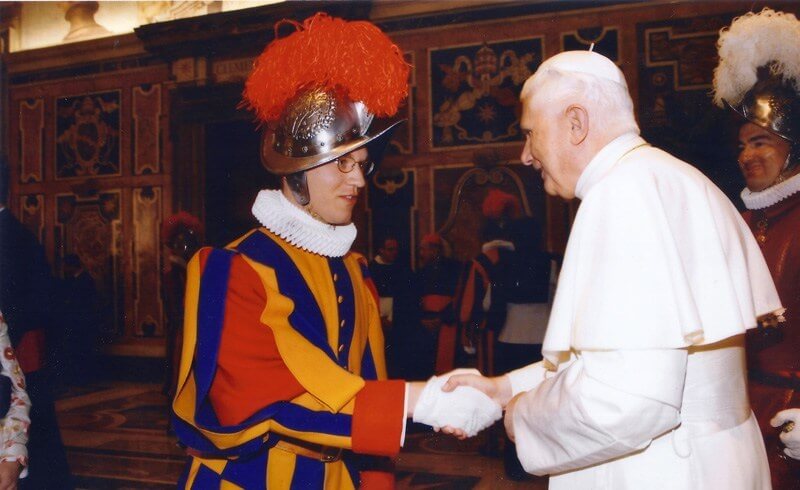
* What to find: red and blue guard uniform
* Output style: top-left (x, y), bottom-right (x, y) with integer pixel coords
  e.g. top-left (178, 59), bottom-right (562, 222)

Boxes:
top-left (459, 249), bottom-right (501, 376)
top-left (173, 228), bottom-right (406, 489)
top-left (417, 258), bottom-right (461, 375)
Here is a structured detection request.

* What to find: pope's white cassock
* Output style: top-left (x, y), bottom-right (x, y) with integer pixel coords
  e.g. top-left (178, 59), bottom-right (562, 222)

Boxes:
top-left (508, 132), bottom-right (780, 489)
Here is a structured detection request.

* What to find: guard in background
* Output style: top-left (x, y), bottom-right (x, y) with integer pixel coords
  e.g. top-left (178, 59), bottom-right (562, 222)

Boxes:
top-left (713, 9), bottom-right (800, 487)
top-left (459, 190), bottom-right (554, 480)
top-left (161, 211), bottom-right (203, 399)
top-left (170, 13), bottom-right (502, 488)
top-left (417, 234), bottom-right (462, 377)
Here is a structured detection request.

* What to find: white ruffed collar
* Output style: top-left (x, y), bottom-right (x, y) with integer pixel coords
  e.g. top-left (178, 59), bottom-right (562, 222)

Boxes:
top-left (575, 132), bottom-right (647, 200)
top-left (251, 189), bottom-right (357, 257)
top-left (741, 172), bottom-right (800, 210)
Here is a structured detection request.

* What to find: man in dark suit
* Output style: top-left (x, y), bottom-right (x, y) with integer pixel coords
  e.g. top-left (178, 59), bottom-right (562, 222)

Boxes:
top-left (0, 159), bottom-right (72, 489)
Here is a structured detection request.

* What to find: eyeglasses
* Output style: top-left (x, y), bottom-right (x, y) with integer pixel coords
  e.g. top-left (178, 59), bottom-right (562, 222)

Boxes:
top-left (336, 157), bottom-right (375, 175)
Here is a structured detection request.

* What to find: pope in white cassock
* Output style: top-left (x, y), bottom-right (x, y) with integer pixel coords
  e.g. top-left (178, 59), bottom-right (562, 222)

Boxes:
top-left (444, 50), bottom-right (782, 489)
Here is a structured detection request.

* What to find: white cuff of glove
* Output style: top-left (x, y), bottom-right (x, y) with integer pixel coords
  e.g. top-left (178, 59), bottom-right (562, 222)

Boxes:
top-left (412, 369), bottom-right (502, 437)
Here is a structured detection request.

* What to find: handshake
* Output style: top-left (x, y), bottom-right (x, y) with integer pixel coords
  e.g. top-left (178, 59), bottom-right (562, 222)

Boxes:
top-left (409, 368), bottom-right (514, 439)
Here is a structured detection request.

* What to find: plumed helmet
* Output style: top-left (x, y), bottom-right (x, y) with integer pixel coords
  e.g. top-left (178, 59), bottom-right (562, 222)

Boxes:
top-left (161, 211), bottom-right (203, 244)
top-left (420, 233), bottom-right (443, 249)
top-left (242, 13), bottom-right (409, 177)
top-left (713, 8), bottom-right (800, 151)
top-left (481, 189), bottom-right (522, 221)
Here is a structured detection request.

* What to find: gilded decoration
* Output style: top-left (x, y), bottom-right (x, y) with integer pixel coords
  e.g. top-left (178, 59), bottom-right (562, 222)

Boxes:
top-left (132, 85), bottom-right (162, 175)
top-left (19, 98), bottom-right (44, 184)
top-left (56, 91), bottom-right (121, 179)
top-left (429, 38), bottom-right (543, 149)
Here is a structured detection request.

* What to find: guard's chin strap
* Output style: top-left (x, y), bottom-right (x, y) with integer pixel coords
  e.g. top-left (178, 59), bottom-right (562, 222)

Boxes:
top-left (284, 173), bottom-right (327, 224)
top-left (772, 148), bottom-right (800, 187)
top-left (285, 172), bottom-right (310, 206)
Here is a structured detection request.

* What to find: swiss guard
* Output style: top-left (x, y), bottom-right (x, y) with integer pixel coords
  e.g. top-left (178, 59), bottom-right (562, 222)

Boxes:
top-left (171, 12), bottom-right (501, 489)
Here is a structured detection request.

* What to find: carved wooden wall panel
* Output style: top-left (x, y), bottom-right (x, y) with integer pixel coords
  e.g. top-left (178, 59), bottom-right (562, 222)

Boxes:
top-left (132, 186), bottom-right (163, 337)
top-left (55, 90), bottom-right (121, 179)
top-left (55, 191), bottom-right (123, 342)
top-left (132, 84), bottom-right (161, 175)
top-left (19, 98), bottom-right (44, 183)
top-left (8, 62), bottom-right (170, 356)
top-left (428, 37), bottom-right (543, 150)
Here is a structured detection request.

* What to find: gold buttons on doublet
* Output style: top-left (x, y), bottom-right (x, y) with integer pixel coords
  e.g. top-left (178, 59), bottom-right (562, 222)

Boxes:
top-left (756, 218), bottom-right (768, 244)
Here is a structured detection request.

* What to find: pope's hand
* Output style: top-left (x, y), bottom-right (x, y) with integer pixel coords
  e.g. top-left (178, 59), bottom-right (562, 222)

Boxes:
top-left (442, 372), bottom-right (513, 408)
top-left (412, 369), bottom-right (502, 438)
top-left (771, 408), bottom-right (800, 459)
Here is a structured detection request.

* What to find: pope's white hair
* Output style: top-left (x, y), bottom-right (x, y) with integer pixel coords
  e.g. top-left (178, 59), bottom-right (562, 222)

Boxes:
top-left (520, 64), bottom-right (639, 137)
top-left (713, 8), bottom-right (800, 107)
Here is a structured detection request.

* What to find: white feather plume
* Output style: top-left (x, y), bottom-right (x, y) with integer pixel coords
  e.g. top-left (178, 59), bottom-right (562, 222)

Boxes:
top-left (713, 8), bottom-right (800, 107)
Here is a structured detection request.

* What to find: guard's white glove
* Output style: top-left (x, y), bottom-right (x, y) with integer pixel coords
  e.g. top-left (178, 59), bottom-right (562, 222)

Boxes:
top-left (412, 368), bottom-right (502, 437)
top-left (770, 408), bottom-right (800, 460)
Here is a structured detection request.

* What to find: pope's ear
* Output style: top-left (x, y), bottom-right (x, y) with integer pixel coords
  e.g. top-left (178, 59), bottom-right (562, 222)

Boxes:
top-left (565, 105), bottom-right (589, 145)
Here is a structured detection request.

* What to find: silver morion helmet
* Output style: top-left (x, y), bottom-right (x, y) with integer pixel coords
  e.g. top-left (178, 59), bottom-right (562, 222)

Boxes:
top-left (260, 87), bottom-right (402, 176)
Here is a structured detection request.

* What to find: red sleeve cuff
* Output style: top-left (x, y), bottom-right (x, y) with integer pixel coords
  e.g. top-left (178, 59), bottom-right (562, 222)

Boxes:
top-left (352, 380), bottom-right (405, 456)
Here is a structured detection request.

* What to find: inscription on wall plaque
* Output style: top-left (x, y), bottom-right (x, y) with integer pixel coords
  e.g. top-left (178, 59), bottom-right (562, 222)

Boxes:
top-left (212, 58), bottom-right (253, 84)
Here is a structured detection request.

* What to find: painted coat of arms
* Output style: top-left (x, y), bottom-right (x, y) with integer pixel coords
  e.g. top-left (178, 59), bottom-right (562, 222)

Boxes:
top-left (430, 38), bottom-right (542, 149)
top-left (56, 91), bottom-right (121, 179)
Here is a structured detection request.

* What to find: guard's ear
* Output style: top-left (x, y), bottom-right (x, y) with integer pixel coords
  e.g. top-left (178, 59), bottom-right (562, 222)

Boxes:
top-left (565, 104), bottom-right (589, 146)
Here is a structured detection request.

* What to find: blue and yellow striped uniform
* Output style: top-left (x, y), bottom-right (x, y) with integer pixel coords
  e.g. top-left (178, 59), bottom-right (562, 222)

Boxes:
top-left (173, 228), bottom-right (405, 489)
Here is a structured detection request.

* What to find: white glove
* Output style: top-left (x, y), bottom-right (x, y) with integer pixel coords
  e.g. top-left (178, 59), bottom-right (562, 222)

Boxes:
top-left (412, 368), bottom-right (502, 437)
top-left (771, 408), bottom-right (800, 460)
